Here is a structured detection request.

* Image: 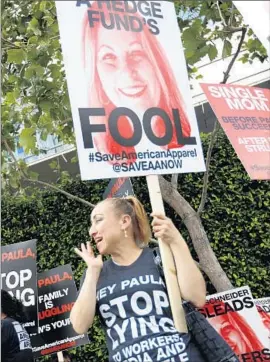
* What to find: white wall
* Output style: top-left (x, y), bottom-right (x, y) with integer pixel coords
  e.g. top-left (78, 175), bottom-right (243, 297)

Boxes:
top-left (190, 36), bottom-right (270, 106)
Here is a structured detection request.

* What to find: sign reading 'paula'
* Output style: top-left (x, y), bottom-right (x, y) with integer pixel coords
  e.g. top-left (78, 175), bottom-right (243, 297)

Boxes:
top-left (1, 239), bottom-right (38, 335)
top-left (31, 265), bottom-right (89, 358)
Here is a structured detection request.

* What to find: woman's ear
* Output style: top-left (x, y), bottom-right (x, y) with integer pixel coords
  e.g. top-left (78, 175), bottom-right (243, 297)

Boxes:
top-left (120, 214), bottom-right (132, 230)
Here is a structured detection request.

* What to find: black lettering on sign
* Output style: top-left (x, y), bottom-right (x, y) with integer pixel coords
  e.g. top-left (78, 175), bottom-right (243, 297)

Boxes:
top-left (78, 107), bottom-right (197, 149)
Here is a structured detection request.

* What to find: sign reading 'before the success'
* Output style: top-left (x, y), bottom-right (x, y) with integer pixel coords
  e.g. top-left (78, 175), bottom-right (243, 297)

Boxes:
top-left (56, 0), bottom-right (205, 180)
top-left (201, 83), bottom-right (270, 180)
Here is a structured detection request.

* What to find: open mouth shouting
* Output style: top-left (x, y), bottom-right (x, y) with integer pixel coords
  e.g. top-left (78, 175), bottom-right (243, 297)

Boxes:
top-left (94, 236), bottom-right (103, 250)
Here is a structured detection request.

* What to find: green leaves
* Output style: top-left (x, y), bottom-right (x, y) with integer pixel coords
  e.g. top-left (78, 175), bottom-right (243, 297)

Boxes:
top-left (27, 17), bottom-right (42, 36)
top-left (29, 171), bottom-right (39, 181)
top-left (24, 64), bottom-right (45, 79)
top-left (2, 0), bottom-right (70, 175)
top-left (240, 36), bottom-right (268, 64)
top-left (19, 128), bottom-right (36, 153)
top-left (5, 91), bottom-right (19, 104)
top-left (39, 1), bottom-right (48, 12)
top-left (49, 159), bottom-right (58, 170)
top-left (222, 39), bottom-right (233, 58)
top-left (7, 49), bottom-right (26, 64)
top-left (208, 44), bottom-right (218, 61)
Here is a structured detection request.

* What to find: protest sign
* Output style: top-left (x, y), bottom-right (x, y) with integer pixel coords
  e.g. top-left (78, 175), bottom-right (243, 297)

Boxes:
top-left (254, 297), bottom-right (270, 333)
top-left (232, 1), bottom-right (270, 56)
top-left (55, 0), bottom-right (201, 332)
top-left (55, 0), bottom-right (205, 181)
top-left (103, 178), bottom-right (134, 199)
top-left (201, 83), bottom-right (270, 180)
top-left (1, 239), bottom-right (38, 335)
top-left (198, 286), bottom-right (270, 361)
top-left (31, 265), bottom-right (89, 358)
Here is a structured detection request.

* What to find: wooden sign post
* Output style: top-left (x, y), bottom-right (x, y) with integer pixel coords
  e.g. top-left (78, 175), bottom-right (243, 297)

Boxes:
top-left (55, 0), bottom-right (207, 334)
top-left (146, 175), bottom-right (187, 333)
top-left (57, 351), bottom-right (64, 362)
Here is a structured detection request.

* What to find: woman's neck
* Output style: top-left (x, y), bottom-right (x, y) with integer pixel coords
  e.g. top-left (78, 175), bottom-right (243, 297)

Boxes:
top-left (1, 313), bottom-right (7, 320)
top-left (111, 241), bottom-right (143, 266)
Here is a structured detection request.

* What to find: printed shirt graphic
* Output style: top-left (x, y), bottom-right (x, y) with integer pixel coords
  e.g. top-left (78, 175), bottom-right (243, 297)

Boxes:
top-left (1, 317), bottom-right (34, 362)
top-left (94, 247), bottom-right (205, 362)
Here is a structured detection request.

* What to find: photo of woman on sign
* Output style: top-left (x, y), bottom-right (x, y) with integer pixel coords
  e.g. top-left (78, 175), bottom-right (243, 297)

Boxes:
top-left (81, 1), bottom-right (192, 162)
top-left (257, 305), bottom-right (270, 331)
top-left (201, 300), bottom-right (265, 357)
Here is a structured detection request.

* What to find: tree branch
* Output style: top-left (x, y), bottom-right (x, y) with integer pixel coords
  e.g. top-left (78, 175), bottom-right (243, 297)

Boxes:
top-left (1, 37), bottom-right (23, 49)
top-left (3, 138), bottom-right (95, 208)
top-left (216, 1), bottom-right (227, 27)
top-left (229, 2), bottom-right (235, 27)
top-left (25, 178), bottom-right (95, 208)
top-left (197, 26), bottom-right (247, 216)
top-left (171, 174), bottom-right (179, 189)
top-left (215, 1), bottom-right (245, 35)
top-left (221, 27), bottom-right (247, 84)
top-left (197, 122), bottom-right (220, 215)
top-left (222, 27), bottom-right (246, 34)
top-left (159, 176), bottom-right (233, 291)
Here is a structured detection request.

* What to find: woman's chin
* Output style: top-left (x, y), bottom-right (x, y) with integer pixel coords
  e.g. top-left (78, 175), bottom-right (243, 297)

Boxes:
top-left (97, 243), bottom-right (106, 255)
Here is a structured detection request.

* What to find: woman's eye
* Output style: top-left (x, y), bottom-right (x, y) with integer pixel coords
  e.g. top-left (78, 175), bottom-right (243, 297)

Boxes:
top-left (102, 53), bottom-right (116, 65)
top-left (221, 326), bottom-right (232, 338)
top-left (129, 50), bottom-right (145, 62)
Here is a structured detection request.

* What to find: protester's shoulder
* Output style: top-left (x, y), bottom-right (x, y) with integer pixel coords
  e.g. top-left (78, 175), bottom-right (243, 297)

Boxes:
top-left (99, 258), bottom-right (113, 277)
top-left (103, 257), bottom-right (113, 268)
top-left (142, 246), bottom-right (156, 258)
top-left (1, 317), bottom-right (16, 328)
top-left (1, 318), bottom-right (17, 340)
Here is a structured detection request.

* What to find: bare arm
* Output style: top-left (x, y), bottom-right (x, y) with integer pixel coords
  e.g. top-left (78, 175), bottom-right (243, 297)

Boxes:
top-left (151, 213), bottom-right (206, 308)
top-left (70, 242), bottom-right (103, 334)
top-left (170, 236), bottom-right (206, 307)
top-left (70, 268), bottom-right (99, 334)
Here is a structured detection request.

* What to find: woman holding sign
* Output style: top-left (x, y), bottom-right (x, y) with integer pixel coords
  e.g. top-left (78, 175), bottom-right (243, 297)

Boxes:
top-left (1, 289), bottom-right (34, 362)
top-left (71, 196), bottom-right (207, 362)
top-left (81, 1), bottom-right (193, 162)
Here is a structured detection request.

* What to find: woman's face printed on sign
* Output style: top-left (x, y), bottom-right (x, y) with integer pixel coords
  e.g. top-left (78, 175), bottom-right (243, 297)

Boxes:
top-left (96, 26), bottom-right (161, 113)
top-left (211, 315), bottom-right (247, 355)
top-left (258, 308), bottom-right (270, 331)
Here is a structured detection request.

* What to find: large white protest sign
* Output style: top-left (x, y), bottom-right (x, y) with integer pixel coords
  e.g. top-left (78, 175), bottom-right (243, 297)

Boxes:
top-left (56, 0), bottom-right (205, 180)
top-left (198, 286), bottom-right (269, 361)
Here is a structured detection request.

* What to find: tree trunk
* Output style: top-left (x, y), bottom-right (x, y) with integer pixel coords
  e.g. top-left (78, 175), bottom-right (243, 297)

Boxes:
top-left (159, 176), bottom-right (233, 292)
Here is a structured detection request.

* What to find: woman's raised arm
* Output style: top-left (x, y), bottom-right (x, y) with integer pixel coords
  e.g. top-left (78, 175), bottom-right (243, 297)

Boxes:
top-left (70, 242), bottom-right (103, 334)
